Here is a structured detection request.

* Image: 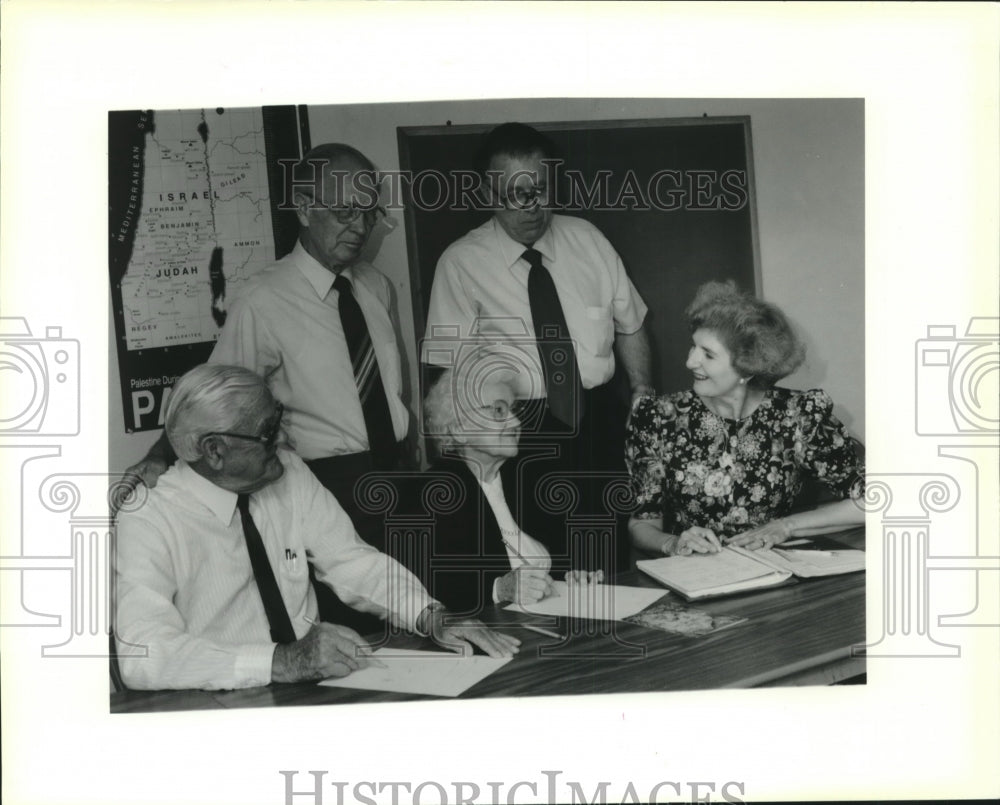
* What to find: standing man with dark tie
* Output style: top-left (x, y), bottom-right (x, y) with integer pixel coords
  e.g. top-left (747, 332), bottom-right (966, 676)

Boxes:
top-left (422, 122), bottom-right (654, 570)
top-left (120, 144), bottom-right (408, 628)
top-left (123, 143), bottom-right (407, 532)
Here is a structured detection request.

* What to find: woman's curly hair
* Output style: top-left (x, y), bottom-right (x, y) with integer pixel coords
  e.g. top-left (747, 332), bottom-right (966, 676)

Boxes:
top-left (686, 280), bottom-right (805, 388)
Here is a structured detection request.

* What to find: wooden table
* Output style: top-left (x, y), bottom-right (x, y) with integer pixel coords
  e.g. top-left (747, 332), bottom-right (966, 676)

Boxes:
top-left (112, 528), bottom-right (865, 713)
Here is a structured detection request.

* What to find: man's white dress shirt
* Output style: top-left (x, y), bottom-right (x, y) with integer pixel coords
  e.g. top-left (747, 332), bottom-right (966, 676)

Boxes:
top-left (210, 241), bottom-right (408, 460)
top-left (115, 449), bottom-right (433, 690)
top-left (422, 215), bottom-right (648, 396)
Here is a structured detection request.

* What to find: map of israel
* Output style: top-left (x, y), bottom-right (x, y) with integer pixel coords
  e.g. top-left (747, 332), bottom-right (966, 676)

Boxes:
top-left (119, 108), bottom-right (276, 350)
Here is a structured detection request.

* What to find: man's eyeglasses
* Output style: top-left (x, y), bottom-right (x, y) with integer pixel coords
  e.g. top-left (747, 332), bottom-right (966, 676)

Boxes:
top-left (500, 184), bottom-right (549, 211)
top-left (327, 203), bottom-right (386, 225)
top-left (204, 403), bottom-right (285, 450)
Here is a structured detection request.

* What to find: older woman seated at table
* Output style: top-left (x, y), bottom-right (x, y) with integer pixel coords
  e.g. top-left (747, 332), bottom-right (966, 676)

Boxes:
top-left (422, 359), bottom-right (600, 613)
top-left (626, 281), bottom-right (864, 556)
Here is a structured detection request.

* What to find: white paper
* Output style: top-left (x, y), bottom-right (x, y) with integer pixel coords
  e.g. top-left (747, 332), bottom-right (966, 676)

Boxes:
top-left (318, 649), bottom-right (512, 697)
top-left (504, 581), bottom-right (666, 621)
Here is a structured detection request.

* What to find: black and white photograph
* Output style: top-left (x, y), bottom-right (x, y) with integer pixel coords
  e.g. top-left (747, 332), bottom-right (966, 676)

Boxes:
top-left (106, 98), bottom-right (866, 708)
top-left (1, 3), bottom-right (997, 805)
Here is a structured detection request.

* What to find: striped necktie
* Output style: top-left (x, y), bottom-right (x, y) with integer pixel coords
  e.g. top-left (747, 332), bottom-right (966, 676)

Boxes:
top-left (333, 274), bottom-right (397, 468)
top-left (522, 247), bottom-right (583, 427)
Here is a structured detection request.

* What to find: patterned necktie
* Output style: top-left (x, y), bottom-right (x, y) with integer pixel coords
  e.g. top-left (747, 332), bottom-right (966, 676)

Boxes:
top-left (333, 274), bottom-right (397, 468)
top-left (236, 494), bottom-right (296, 644)
top-left (522, 247), bottom-right (583, 427)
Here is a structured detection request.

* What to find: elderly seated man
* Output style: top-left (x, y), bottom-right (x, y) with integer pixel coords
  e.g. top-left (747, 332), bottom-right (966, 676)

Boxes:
top-left (114, 363), bottom-right (518, 691)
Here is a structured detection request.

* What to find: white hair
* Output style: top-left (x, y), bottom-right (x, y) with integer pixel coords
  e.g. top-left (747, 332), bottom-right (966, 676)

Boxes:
top-left (164, 364), bottom-right (270, 462)
top-left (424, 352), bottom-right (519, 453)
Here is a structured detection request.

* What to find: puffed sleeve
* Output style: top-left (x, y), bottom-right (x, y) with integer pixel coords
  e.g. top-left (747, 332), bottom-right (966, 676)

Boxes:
top-left (792, 390), bottom-right (865, 500)
top-left (624, 395), bottom-right (671, 519)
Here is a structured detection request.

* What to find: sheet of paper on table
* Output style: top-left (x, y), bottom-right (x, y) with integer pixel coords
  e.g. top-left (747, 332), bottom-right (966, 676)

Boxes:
top-left (318, 649), bottom-right (512, 697)
top-left (503, 581), bottom-right (667, 621)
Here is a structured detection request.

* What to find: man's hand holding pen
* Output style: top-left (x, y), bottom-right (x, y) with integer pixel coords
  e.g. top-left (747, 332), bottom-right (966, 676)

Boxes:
top-left (271, 619), bottom-right (383, 683)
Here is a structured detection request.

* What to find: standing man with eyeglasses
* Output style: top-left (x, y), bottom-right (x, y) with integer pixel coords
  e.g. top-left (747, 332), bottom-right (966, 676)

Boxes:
top-left (124, 143), bottom-right (406, 501)
top-left (421, 123), bottom-right (653, 571)
top-left (120, 144), bottom-right (407, 628)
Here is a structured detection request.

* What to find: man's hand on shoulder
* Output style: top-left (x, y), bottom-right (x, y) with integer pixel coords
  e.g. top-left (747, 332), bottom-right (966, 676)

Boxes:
top-left (419, 605), bottom-right (521, 659)
top-left (271, 622), bottom-right (381, 683)
top-left (112, 456), bottom-right (169, 514)
top-left (112, 432), bottom-right (176, 515)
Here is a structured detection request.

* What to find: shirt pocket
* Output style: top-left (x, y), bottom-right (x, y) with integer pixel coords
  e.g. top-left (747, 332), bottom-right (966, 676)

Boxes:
top-left (276, 548), bottom-right (309, 584)
top-left (585, 305), bottom-right (614, 357)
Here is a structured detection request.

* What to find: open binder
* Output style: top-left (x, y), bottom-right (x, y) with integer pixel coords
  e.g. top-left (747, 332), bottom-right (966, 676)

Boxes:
top-left (637, 538), bottom-right (865, 601)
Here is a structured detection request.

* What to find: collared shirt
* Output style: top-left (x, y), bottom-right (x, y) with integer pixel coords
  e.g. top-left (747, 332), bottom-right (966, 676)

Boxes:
top-left (114, 448), bottom-right (434, 690)
top-left (210, 240), bottom-right (408, 460)
top-left (422, 215), bottom-right (648, 394)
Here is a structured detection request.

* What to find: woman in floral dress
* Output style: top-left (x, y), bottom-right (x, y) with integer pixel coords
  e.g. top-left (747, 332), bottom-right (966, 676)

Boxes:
top-left (625, 281), bottom-right (865, 556)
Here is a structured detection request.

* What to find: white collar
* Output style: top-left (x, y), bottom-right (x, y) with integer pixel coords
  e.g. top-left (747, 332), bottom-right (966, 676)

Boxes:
top-left (290, 240), bottom-right (357, 300)
top-left (174, 461), bottom-right (241, 525)
top-left (492, 216), bottom-right (556, 270)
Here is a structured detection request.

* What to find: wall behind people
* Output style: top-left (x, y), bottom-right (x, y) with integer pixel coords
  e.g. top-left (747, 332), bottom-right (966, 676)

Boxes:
top-left (109, 98), bottom-right (863, 469)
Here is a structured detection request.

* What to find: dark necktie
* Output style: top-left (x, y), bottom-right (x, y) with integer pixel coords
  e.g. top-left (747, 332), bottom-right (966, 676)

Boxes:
top-left (333, 274), bottom-right (397, 469)
top-left (236, 494), bottom-right (296, 644)
top-left (522, 247), bottom-right (583, 427)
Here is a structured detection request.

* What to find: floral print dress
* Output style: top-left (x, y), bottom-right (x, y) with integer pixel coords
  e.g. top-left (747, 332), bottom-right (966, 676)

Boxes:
top-left (625, 388), bottom-right (864, 538)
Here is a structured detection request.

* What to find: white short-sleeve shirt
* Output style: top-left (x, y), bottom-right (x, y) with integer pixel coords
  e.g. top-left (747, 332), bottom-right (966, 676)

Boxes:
top-left (422, 215), bottom-right (648, 396)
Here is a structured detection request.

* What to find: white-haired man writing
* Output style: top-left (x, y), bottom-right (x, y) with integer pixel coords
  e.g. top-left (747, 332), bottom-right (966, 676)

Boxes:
top-left (114, 363), bottom-right (519, 690)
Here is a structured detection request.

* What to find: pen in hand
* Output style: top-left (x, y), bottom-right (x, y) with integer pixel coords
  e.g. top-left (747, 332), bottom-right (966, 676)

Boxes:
top-left (302, 615), bottom-right (387, 668)
top-left (503, 536), bottom-right (556, 598)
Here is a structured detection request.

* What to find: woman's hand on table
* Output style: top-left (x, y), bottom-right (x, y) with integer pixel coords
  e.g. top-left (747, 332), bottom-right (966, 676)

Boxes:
top-left (496, 567), bottom-right (555, 605)
top-left (727, 518), bottom-right (793, 550)
top-left (672, 527), bottom-right (722, 556)
top-left (565, 569), bottom-right (604, 586)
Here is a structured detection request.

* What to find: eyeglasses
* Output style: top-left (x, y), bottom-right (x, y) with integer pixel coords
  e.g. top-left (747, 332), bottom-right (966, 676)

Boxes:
top-left (327, 203), bottom-right (386, 225)
top-left (477, 400), bottom-right (519, 422)
top-left (498, 184), bottom-right (549, 211)
top-left (204, 403), bottom-right (285, 450)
